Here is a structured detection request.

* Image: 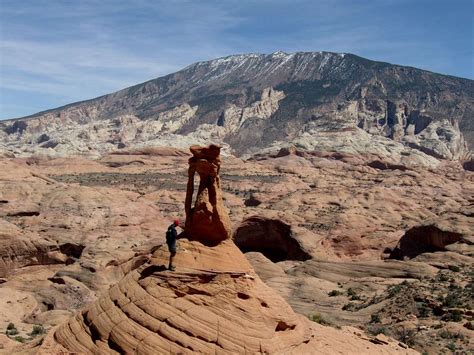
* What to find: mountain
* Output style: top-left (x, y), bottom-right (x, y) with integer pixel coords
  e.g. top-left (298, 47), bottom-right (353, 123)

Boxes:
top-left (1, 51), bottom-right (473, 164)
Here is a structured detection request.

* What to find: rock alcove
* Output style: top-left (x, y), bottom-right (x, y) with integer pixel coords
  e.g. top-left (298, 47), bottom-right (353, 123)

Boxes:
top-left (389, 225), bottom-right (463, 260)
top-left (233, 216), bottom-right (311, 262)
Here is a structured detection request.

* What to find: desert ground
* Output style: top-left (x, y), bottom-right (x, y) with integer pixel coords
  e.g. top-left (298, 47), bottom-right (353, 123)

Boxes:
top-left (0, 147), bottom-right (472, 353)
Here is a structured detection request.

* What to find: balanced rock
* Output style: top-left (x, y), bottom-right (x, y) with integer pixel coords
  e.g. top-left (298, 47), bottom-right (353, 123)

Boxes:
top-left (184, 144), bottom-right (231, 245)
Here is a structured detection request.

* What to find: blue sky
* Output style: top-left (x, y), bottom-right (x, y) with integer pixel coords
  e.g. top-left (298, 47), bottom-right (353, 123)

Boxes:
top-left (1, 0), bottom-right (473, 119)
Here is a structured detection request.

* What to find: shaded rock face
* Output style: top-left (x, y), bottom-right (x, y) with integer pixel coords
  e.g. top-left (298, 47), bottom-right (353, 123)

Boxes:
top-left (244, 195), bottom-right (262, 207)
top-left (233, 216), bottom-right (312, 262)
top-left (463, 158), bottom-right (474, 171)
top-left (389, 225), bottom-right (464, 260)
top-left (184, 144), bottom-right (231, 245)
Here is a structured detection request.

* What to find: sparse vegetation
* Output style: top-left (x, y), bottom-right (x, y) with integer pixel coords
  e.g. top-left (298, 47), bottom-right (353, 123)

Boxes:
top-left (307, 313), bottom-right (331, 326)
top-left (442, 309), bottom-right (462, 322)
top-left (387, 284), bottom-right (403, 297)
top-left (30, 324), bottom-right (45, 337)
top-left (370, 314), bottom-right (381, 323)
top-left (448, 265), bottom-right (461, 272)
top-left (328, 290), bottom-right (344, 297)
top-left (368, 326), bottom-right (387, 336)
top-left (14, 336), bottom-right (25, 343)
top-left (5, 323), bottom-right (18, 336)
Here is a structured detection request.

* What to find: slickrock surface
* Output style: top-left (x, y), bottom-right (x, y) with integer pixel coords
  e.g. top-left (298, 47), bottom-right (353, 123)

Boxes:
top-left (0, 157), bottom-right (170, 345)
top-left (43, 240), bottom-right (414, 354)
top-left (0, 219), bottom-right (65, 277)
top-left (0, 145), bottom-right (472, 353)
top-left (37, 146), bottom-right (415, 354)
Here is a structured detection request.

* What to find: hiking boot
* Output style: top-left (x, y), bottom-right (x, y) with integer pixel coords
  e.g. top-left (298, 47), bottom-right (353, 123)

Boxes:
top-left (168, 265), bottom-right (176, 271)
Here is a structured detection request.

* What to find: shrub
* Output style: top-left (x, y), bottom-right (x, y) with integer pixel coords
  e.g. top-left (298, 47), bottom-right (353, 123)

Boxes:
top-left (308, 313), bottom-right (330, 326)
top-left (342, 302), bottom-right (356, 311)
top-left (388, 285), bottom-right (402, 297)
top-left (368, 326), bottom-right (387, 336)
top-left (437, 273), bottom-right (450, 282)
top-left (439, 329), bottom-right (456, 339)
top-left (439, 329), bottom-right (464, 341)
top-left (393, 325), bottom-right (417, 346)
top-left (6, 328), bottom-right (19, 336)
top-left (14, 336), bottom-right (25, 343)
top-left (418, 305), bottom-right (431, 318)
top-left (328, 290), bottom-right (344, 297)
top-left (448, 265), bottom-right (460, 272)
top-left (443, 292), bottom-right (461, 308)
top-left (370, 314), bottom-right (381, 323)
top-left (30, 325), bottom-right (45, 337)
top-left (447, 342), bottom-right (456, 351)
top-left (6, 323), bottom-right (18, 336)
top-left (442, 310), bottom-right (462, 322)
top-left (347, 288), bottom-right (357, 297)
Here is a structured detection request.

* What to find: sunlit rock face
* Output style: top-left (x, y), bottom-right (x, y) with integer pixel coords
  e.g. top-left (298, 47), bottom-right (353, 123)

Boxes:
top-left (36, 147), bottom-right (418, 354)
top-left (1, 51), bottom-right (472, 163)
top-left (183, 144), bottom-right (232, 245)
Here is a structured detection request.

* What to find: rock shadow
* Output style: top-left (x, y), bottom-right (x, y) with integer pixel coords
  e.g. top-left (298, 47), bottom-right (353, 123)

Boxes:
top-left (389, 225), bottom-right (463, 260)
top-left (233, 216), bottom-right (312, 262)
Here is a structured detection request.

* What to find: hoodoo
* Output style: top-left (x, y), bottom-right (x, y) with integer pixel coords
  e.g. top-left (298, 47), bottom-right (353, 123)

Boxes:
top-left (184, 144), bottom-right (232, 245)
top-left (39, 145), bottom-right (416, 354)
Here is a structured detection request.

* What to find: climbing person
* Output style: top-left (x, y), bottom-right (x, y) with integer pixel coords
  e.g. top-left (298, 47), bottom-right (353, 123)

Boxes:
top-left (166, 219), bottom-right (180, 271)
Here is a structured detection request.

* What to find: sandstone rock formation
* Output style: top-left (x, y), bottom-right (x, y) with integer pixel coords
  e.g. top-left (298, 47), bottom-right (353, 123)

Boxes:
top-left (0, 146), bottom-right (471, 353)
top-left (184, 144), bottom-right (232, 245)
top-left (0, 220), bottom-right (65, 277)
top-left (34, 147), bottom-right (416, 354)
top-left (389, 225), bottom-right (465, 260)
top-left (42, 239), bottom-right (414, 354)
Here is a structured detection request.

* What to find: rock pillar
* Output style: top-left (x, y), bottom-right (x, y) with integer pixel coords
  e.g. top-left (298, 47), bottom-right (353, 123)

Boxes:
top-left (184, 144), bottom-right (231, 245)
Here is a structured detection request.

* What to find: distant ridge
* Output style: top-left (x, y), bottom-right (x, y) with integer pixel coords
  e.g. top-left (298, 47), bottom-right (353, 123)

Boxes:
top-left (1, 51), bottom-right (472, 161)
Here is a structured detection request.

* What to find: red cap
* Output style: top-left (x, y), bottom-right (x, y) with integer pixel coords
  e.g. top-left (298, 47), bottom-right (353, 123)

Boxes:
top-left (174, 219), bottom-right (180, 226)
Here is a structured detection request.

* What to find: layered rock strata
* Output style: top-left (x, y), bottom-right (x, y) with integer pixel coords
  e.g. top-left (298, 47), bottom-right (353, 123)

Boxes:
top-left (184, 144), bottom-right (232, 245)
top-left (1, 52), bottom-right (472, 162)
top-left (40, 146), bottom-right (415, 354)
